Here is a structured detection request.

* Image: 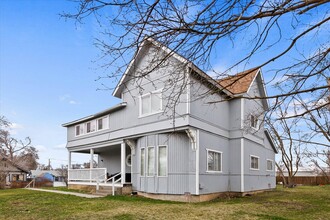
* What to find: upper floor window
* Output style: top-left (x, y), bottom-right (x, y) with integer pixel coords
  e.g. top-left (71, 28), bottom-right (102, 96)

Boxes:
top-left (207, 149), bottom-right (222, 172)
top-left (250, 114), bottom-right (259, 129)
top-left (97, 116), bottom-right (109, 130)
top-left (250, 155), bottom-right (259, 170)
top-left (267, 159), bottom-right (273, 171)
top-left (140, 89), bottom-right (162, 117)
top-left (75, 116), bottom-right (109, 136)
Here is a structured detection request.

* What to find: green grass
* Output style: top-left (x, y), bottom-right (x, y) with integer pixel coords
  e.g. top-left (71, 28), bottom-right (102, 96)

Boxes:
top-left (0, 185), bottom-right (329, 220)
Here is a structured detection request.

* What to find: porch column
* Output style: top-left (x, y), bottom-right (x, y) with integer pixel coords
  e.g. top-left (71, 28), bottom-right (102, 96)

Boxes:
top-left (90, 148), bottom-right (94, 168)
top-left (68, 151), bottom-right (72, 169)
top-left (90, 148), bottom-right (94, 183)
top-left (121, 142), bottom-right (126, 184)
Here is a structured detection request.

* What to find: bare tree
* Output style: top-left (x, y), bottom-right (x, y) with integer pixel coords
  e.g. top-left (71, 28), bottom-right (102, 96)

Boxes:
top-left (267, 107), bottom-right (304, 187)
top-left (61, 0), bottom-right (330, 119)
top-left (0, 116), bottom-right (38, 171)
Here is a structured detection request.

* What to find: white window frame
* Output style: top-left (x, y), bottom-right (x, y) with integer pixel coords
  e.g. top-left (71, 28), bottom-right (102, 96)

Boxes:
top-left (139, 89), bottom-right (163, 118)
top-left (140, 148), bottom-right (145, 176)
top-left (250, 114), bottom-right (259, 130)
top-left (266, 159), bottom-right (273, 171)
top-left (146, 146), bottom-right (155, 177)
top-left (206, 149), bottom-right (223, 173)
top-left (157, 145), bottom-right (168, 177)
top-left (97, 116), bottom-right (109, 131)
top-left (86, 120), bottom-right (96, 134)
top-left (250, 155), bottom-right (260, 170)
top-left (75, 124), bottom-right (84, 136)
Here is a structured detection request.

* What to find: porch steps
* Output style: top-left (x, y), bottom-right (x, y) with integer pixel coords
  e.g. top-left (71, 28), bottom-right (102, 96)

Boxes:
top-left (94, 183), bottom-right (133, 196)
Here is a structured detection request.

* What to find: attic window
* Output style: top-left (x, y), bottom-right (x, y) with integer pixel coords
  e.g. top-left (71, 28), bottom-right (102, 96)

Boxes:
top-left (250, 114), bottom-right (259, 129)
top-left (140, 89), bottom-right (162, 117)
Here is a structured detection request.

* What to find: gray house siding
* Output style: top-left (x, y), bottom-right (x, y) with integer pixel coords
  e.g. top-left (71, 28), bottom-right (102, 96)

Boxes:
top-left (229, 138), bottom-right (243, 192)
top-left (243, 139), bottom-right (276, 191)
top-left (132, 132), bottom-right (195, 195)
top-left (198, 130), bottom-right (230, 194)
top-left (189, 76), bottom-right (230, 132)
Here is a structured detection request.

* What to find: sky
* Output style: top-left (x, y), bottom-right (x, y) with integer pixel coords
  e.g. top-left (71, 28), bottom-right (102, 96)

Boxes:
top-left (0, 1), bottom-right (328, 168)
top-left (0, 0), bottom-right (120, 168)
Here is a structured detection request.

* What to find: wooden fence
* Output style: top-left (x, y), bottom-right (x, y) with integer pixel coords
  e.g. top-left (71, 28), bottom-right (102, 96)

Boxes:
top-left (276, 176), bottom-right (330, 185)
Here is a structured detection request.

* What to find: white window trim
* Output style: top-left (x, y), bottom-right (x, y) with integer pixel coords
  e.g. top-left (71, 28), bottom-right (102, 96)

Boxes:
top-left (97, 116), bottom-right (109, 131)
top-left (266, 159), bottom-right (273, 171)
top-left (157, 145), bottom-right (168, 177)
top-left (146, 146), bottom-right (155, 177)
top-left (250, 114), bottom-right (260, 130)
top-left (74, 115), bottom-right (109, 137)
top-left (139, 88), bottom-right (163, 118)
top-left (206, 148), bottom-right (223, 173)
top-left (140, 147), bottom-right (145, 176)
top-left (250, 155), bottom-right (260, 170)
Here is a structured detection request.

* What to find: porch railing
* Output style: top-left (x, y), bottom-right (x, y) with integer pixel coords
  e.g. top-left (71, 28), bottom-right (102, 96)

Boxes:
top-left (68, 168), bottom-right (107, 182)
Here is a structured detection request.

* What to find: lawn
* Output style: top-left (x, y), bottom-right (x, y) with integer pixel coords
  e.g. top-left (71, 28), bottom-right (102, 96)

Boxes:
top-left (0, 186), bottom-right (329, 220)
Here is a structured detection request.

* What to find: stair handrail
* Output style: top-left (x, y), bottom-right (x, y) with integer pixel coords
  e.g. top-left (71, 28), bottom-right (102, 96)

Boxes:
top-left (96, 173), bottom-right (107, 191)
top-left (25, 178), bottom-right (35, 188)
top-left (108, 173), bottom-right (122, 196)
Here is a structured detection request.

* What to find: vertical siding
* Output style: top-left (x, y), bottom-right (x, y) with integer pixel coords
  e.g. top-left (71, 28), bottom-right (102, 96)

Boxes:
top-left (132, 132), bottom-right (194, 195)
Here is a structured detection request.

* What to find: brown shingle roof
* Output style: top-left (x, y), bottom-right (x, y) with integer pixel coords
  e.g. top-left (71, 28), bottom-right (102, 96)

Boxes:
top-left (218, 68), bottom-right (260, 95)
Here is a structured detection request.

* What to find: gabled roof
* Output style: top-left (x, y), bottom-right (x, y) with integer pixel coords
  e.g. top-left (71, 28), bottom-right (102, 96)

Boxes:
top-left (0, 157), bottom-right (29, 173)
top-left (264, 129), bottom-right (278, 154)
top-left (62, 102), bottom-right (127, 127)
top-left (112, 37), bottom-right (233, 98)
top-left (218, 68), bottom-right (259, 95)
top-left (112, 38), bottom-right (269, 107)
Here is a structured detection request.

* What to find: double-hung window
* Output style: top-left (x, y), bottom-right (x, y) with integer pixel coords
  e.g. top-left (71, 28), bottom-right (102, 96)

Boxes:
top-left (140, 89), bottom-right (162, 116)
top-left (207, 150), bottom-right (222, 172)
top-left (250, 155), bottom-right (259, 170)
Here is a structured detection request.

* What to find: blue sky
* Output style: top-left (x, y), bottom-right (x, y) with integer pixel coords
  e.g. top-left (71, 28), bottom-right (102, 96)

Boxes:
top-left (0, 1), bottom-right (327, 168)
top-left (0, 0), bottom-right (120, 167)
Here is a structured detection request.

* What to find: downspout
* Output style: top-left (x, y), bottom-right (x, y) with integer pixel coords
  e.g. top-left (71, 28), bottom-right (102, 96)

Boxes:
top-left (185, 129), bottom-right (199, 195)
top-left (240, 98), bottom-right (245, 192)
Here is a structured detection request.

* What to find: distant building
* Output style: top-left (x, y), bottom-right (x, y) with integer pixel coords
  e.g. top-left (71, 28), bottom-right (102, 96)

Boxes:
top-left (30, 170), bottom-right (66, 187)
top-left (0, 157), bottom-right (29, 188)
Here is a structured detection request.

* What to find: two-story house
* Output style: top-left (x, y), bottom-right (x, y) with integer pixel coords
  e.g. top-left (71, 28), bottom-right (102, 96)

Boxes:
top-left (62, 38), bottom-right (277, 202)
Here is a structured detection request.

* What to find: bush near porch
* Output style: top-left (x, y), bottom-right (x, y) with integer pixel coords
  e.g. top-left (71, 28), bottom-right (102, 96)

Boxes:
top-left (0, 185), bottom-right (329, 219)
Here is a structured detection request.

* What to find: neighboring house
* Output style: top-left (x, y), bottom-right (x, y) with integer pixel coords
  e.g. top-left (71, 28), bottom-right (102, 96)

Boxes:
top-left (30, 170), bottom-right (67, 187)
top-left (62, 38), bottom-right (277, 202)
top-left (0, 157), bottom-right (29, 188)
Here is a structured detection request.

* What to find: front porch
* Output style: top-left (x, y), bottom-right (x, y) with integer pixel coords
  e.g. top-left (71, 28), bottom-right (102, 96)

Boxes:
top-left (67, 140), bottom-right (135, 195)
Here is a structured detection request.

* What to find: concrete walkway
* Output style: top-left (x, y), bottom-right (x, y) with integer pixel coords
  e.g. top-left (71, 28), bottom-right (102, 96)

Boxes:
top-left (25, 188), bottom-right (104, 198)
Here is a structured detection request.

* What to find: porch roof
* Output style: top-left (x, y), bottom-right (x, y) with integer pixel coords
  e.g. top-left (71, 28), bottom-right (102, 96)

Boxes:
top-left (62, 102), bottom-right (127, 127)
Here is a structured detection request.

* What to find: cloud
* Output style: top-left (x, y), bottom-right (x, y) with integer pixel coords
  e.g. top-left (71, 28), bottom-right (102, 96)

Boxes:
top-left (9, 123), bottom-right (24, 135)
top-left (59, 94), bottom-right (79, 105)
top-left (54, 143), bottom-right (67, 150)
top-left (35, 144), bottom-right (47, 152)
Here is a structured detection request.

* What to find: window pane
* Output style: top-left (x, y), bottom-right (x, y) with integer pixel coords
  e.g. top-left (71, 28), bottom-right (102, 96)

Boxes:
top-left (79, 124), bottom-right (84, 135)
top-left (158, 146), bottom-right (167, 176)
top-left (208, 151), bottom-right (221, 171)
top-left (267, 160), bottom-right (272, 170)
top-left (147, 147), bottom-right (155, 176)
top-left (90, 120), bottom-right (96, 132)
top-left (76, 126), bottom-right (80, 136)
top-left (98, 118), bottom-right (103, 130)
top-left (140, 148), bottom-right (145, 176)
top-left (86, 122), bottom-right (91, 133)
top-left (151, 92), bottom-right (162, 112)
top-left (142, 95), bottom-right (151, 115)
top-left (251, 156), bottom-right (259, 169)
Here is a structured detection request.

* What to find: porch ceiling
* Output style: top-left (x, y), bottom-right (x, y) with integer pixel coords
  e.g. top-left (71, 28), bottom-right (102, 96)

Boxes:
top-left (71, 144), bottom-right (121, 154)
